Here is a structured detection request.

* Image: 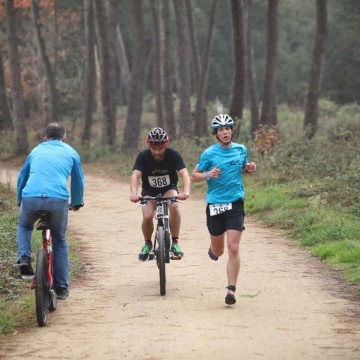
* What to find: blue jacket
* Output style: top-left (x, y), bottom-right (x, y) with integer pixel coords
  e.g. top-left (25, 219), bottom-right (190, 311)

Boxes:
top-left (17, 139), bottom-right (84, 207)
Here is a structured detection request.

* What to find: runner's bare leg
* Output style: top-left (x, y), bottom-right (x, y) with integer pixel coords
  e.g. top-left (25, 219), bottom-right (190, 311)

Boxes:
top-left (226, 230), bottom-right (242, 286)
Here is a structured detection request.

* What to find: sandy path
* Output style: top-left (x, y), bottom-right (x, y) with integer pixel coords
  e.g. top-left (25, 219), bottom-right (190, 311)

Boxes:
top-left (0, 166), bottom-right (360, 359)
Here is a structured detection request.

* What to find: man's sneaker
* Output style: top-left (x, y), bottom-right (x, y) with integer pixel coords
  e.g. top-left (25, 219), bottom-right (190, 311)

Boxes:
top-left (139, 243), bottom-right (153, 261)
top-left (56, 287), bottom-right (69, 300)
top-left (18, 255), bottom-right (34, 277)
top-left (170, 243), bottom-right (183, 260)
top-left (225, 291), bottom-right (236, 305)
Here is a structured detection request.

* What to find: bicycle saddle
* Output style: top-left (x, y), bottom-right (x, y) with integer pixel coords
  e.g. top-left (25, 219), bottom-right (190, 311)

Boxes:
top-left (36, 212), bottom-right (51, 230)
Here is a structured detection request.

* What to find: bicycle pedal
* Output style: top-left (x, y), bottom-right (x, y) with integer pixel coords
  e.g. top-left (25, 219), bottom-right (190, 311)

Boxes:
top-left (170, 254), bottom-right (182, 260)
top-left (21, 275), bottom-right (35, 280)
top-left (148, 253), bottom-right (155, 260)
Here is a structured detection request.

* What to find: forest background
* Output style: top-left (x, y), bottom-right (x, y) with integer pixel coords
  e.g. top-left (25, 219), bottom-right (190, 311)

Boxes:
top-left (0, 0), bottom-right (360, 334)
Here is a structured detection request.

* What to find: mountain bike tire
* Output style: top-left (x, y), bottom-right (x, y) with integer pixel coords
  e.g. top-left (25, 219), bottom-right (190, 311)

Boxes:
top-left (48, 261), bottom-right (57, 312)
top-left (157, 226), bottom-right (166, 296)
top-left (35, 248), bottom-right (48, 326)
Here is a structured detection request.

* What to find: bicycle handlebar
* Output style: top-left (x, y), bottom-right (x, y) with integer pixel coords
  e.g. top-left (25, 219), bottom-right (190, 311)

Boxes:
top-left (69, 203), bottom-right (84, 211)
top-left (137, 196), bottom-right (182, 207)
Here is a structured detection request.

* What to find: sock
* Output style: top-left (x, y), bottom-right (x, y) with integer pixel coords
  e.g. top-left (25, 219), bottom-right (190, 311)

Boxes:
top-left (172, 237), bottom-right (178, 244)
top-left (145, 240), bottom-right (152, 245)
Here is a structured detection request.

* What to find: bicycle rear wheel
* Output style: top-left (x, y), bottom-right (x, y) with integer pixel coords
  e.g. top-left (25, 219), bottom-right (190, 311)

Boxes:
top-left (35, 248), bottom-right (48, 326)
top-left (156, 226), bottom-right (166, 295)
top-left (48, 260), bottom-right (57, 312)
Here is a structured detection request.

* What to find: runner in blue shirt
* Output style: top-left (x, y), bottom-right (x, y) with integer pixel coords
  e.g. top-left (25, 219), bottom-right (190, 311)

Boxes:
top-left (191, 114), bottom-right (257, 305)
top-left (16, 122), bottom-right (85, 300)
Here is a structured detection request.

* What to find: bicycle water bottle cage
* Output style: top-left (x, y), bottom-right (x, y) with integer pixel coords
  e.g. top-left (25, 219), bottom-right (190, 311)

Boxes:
top-left (36, 212), bottom-right (51, 230)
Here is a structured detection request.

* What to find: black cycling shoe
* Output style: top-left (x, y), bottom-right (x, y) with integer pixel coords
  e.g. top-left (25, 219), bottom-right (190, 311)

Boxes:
top-left (18, 256), bottom-right (34, 277)
top-left (56, 287), bottom-right (69, 300)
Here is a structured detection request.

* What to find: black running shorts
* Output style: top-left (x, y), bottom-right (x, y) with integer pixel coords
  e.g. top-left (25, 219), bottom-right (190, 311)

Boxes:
top-left (206, 198), bottom-right (245, 236)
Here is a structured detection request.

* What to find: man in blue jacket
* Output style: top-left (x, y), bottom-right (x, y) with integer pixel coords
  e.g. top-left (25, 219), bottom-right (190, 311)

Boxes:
top-left (16, 122), bottom-right (85, 300)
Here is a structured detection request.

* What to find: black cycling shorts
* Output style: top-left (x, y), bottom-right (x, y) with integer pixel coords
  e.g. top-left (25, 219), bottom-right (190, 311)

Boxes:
top-left (206, 198), bottom-right (245, 236)
top-left (142, 185), bottom-right (178, 197)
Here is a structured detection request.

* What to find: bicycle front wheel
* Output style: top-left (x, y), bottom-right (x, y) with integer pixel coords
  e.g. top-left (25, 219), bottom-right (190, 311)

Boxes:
top-left (156, 226), bottom-right (166, 296)
top-left (35, 248), bottom-right (48, 326)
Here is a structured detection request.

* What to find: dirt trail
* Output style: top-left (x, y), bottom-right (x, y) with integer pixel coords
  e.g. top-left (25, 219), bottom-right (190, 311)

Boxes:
top-left (0, 166), bottom-right (360, 360)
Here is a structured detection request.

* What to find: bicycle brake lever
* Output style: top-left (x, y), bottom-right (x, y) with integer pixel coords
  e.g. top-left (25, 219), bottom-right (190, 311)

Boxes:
top-left (136, 200), bottom-right (149, 208)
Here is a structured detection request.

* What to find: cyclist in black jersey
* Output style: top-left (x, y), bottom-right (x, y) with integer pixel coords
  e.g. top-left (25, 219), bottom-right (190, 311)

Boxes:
top-left (129, 127), bottom-right (191, 261)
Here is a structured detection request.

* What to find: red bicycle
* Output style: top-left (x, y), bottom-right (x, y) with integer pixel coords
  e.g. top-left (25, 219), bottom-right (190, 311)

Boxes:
top-left (30, 211), bottom-right (56, 326)
top-left (29, 206), bottom-right (82, 326)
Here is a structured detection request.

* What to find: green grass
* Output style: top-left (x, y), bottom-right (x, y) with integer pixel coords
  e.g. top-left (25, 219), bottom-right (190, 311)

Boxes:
top-left (0, 182), bottom-right (84, 337)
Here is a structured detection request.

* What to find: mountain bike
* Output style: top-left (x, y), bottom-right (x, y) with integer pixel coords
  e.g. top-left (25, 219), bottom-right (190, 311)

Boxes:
top-left (138, 195), bottom-right (182, 296)
top-left (29, 211), bottom-right (56, 326)
top-left (29, 205), bottom-right (82, 326)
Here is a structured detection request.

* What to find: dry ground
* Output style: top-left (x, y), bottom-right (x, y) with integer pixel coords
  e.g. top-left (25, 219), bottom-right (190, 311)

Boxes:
top-left (0, 165), bottom-right (359, 359)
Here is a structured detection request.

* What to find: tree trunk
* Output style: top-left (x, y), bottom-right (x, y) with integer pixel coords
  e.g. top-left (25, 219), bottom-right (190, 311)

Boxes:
top-left (107, 0), bottom-right (118, 123)
top-left (94, 0), bottom-right (116, 146)
top-left (304, 0), bottom-right (328, 139)
top-left (229, 0), bottom-right (246, 136)
top-left (260, 0), bottom-right (278, 127)
top-left (122, 0), bottom-right (147, 150)
top-left (0, 46), bottom-right (12, 130)
top-left (194, 0), bottom-right (219, 138)
top-left (82, 0), bottom-right (96, 145)
top-left (245, 0), bottom-right (260, 139)
top-left (149, 0), bottom-right (163, 128)
top-left (4, 0), bottom-right (28, 155)
top-left (159, 0), bottom-right (176, 139)
top-left (173, 0), bottom-right (192, 136)
top-left (185, 0), bottom-right (201, 95)
top-left (116, 24), bottom-right (131, 99)
top-left (31, 0), bottom-right (58, 125)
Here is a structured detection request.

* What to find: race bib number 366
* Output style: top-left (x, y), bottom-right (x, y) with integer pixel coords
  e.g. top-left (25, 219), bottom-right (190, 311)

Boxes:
top-left (209, 203), bottom-right (232, 216)
top-left (148, 175), bottom-right (171, 188)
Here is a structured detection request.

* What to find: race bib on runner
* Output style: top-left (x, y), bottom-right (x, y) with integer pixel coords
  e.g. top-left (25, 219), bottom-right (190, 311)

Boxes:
top-left (148, 175), bottom-right (171, 188)
top-left (209, 203), bottom-right (232, 216)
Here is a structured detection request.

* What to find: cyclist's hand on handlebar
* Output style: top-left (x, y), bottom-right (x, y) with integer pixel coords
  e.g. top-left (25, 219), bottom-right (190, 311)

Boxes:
top-left (130, 193), bottom-right (140, 203)
top-left (177, 192), bottom-right (190, 201)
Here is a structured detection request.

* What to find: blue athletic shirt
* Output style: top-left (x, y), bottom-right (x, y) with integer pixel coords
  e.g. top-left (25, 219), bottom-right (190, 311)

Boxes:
top-left (195, 142), bottom-right (248, 204)
top-left (17, 139), bottom-right (85, 207)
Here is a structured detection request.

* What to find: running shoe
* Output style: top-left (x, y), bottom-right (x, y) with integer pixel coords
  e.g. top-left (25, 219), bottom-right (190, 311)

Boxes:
top-left (139, 243), bottom-right (153, 261)
top-left (170, 243), bottom-right (184, 259)
top-left (208, 247), bottom-right (218, 261)
top-left (225, 291), bottom-right (236, 305)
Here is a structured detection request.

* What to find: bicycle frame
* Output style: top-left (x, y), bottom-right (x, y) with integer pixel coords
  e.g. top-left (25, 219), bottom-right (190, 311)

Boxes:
top-left (30, 211), bottom-right (57, 326)
top-left (138, 195), bottom-right (181, 295)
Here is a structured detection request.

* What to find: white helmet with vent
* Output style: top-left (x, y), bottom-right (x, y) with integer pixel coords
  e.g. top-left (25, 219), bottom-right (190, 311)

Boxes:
top-left (211, 114), bottom-right (234, 129)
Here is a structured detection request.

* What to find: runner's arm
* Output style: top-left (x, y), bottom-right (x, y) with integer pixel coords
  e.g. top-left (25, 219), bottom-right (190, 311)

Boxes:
top-left (191, 167), bottom-right (207, 183)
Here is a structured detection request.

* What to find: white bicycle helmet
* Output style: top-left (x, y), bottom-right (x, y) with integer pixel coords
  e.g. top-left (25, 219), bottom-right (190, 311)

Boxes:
top-left (211, 114), bottom-right (234, 129)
